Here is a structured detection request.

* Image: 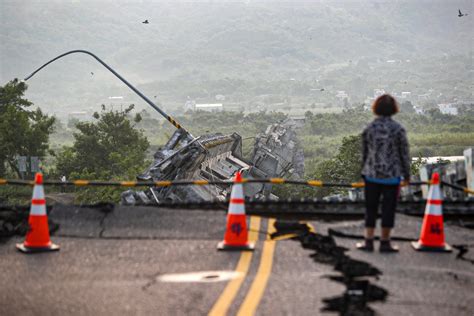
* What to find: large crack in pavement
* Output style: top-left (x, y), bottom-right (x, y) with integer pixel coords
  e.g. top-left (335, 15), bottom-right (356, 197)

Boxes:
top-left (0, 203), bottom-right (115, 242)
top-left (3, 204), bottom-right (473, 312)
top-left (325, 222), bottom-right (474, 266)
top-left (96, 203), bottom-right (115, 238)
top-left (452, 244), bottom-right (474, 265)
top-left (141, 271), bottom-right (162, 292)
top-left (272, 221), bottom-right (387, 315)
top-left (0, 205), bottom-right (58, 242)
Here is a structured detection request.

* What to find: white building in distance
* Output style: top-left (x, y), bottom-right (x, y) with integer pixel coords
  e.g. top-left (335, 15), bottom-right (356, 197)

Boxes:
top-left (184, 100), bottom-right (196, 112)
top-left (195, 103), bottom-right (223, 112)
top-left (336, 91), bottom-right (348, 100)
top-left (401, 92), bottom-right (411, 100)
top-left (438, 103), bottom-right (458, 115)
top-left (413, 105), bottom-right (424, 115)
top-left (374, 89), bottom-right (385, 98)
top-left (215, 94), bottom-right (226, 101)
top-left (68, 111), bottom-right (88, 119)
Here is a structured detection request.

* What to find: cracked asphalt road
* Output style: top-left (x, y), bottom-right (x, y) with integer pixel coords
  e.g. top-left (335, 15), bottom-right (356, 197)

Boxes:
top-left (0, 205), bottom-right (473, 315)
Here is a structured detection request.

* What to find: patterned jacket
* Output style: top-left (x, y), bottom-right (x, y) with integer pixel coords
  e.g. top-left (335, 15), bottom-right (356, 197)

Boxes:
top-left (362, 116), bottom-right (410, 180)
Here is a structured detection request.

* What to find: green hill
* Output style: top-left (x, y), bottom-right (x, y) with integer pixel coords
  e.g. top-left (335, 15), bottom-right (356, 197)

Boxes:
top-left (1, 0), bottom-right (472, 117)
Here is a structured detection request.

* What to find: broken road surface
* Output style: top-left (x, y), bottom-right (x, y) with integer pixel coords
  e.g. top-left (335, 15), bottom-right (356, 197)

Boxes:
top-left (0, 205), bottom-right (473, 315)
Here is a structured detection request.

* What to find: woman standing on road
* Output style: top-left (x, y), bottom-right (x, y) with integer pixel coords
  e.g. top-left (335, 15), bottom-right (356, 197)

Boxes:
top-left (357, 94), bottom-right (411, 252)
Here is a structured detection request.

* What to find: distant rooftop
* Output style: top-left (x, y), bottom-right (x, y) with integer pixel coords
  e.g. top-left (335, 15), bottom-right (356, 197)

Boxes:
top-left (195, 104), bottom-right (223, 108)
top-left (414, 156), bottom-right (465, 164)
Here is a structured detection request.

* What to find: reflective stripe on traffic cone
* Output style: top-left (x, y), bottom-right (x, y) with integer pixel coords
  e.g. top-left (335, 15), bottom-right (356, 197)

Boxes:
top-left (16, 173), bottom-right (60, 253)
top-left (412, 172), bottom-right (452, 252)
top-left (217, 171), bottom-right (254, 251)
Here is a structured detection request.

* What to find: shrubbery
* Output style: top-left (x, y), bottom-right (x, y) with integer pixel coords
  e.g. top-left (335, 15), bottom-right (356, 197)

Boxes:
top-left (55, 105), bottom-right (149, 203)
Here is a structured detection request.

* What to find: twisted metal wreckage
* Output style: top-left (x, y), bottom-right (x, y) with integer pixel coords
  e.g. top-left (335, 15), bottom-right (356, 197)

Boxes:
top-left (123, 118), bottom-right (305, 204)
top-left (23, 50), bottom-right (304, 204)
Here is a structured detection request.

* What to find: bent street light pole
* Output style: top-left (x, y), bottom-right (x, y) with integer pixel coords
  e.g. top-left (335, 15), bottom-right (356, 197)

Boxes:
top-left (24, 49), bottom-right (192, 137)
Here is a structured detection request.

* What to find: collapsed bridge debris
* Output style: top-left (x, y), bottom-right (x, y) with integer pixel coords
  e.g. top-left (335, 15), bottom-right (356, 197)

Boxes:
top-left (122, 118), bottom-right (304, 204)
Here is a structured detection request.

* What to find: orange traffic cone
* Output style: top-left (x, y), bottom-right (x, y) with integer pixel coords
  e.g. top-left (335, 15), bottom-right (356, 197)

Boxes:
top-left (16, 173), bottom-right (60, 253)
top-left (412, 172), bottom-right (452, 252)
top-left (217, 171), bottom-right (254, 251)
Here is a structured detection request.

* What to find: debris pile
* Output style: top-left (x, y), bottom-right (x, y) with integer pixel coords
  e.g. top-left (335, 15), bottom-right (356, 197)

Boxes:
top-left (122, 118), bottom-right (304, 204)
top-left (252, 119), bottom-right (305, 179)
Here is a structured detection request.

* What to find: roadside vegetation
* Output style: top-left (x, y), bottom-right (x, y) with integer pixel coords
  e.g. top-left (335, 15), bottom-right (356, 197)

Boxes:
top-left (54, 104), bottom-right (149, 203)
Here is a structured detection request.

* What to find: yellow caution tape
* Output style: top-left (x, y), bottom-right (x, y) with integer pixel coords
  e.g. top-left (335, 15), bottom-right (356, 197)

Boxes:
top-left (193, 180), bottom-right (209, 185)
top-left (154, 181), bottom-right (172, 187)
top-left (465, 188), bottom-right (474, 194)
top-left (120, 181), bottom-right (137, 187)
top-left (270, 178), bottom-right (285, 184)
top-left (5, 177), bottom-right (470, 193)
top-left (233, 178), bottom-right (248, 184)
top-left (307, 180), bottom-right (323, 187)
top-left (74, 180), bottom-right (90, 186)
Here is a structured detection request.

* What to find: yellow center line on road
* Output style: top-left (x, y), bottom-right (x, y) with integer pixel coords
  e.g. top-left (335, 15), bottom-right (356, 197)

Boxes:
top-left (236, 218), bottom-right (277, 316)
top-left (304, 221), bottom-right (316, 233)
top-left (208, 216), bottom-right (261, 316)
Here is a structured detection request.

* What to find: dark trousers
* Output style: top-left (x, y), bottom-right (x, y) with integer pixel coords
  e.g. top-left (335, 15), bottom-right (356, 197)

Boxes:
top-left (364, 181), bottom-right (399, 228)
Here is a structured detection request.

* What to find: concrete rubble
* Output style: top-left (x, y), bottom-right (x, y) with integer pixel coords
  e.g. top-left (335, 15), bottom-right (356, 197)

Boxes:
top-left (122, 118), bottom-right (304, 204)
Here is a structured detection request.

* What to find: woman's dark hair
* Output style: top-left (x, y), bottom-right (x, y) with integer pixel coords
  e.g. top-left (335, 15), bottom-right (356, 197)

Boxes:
top-left (372, 94), bottom-right (399, 116)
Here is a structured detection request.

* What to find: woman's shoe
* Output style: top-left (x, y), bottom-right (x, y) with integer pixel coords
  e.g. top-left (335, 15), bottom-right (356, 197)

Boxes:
top-left (380, 240), bottom-right (399, 253)
top-left (356, 239), bottom-right (374, 252)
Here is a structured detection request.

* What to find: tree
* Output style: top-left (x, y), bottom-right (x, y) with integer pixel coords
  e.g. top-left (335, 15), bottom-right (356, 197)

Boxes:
top-left (56, 105), bottom-right (149, 180)
top-left (315, 135), bottom-right (362, 182)
top-left (311, 135), bottom-right (363, 197)
top-left (55, 105), bottom-right (149, 203)
top-left (274, 135), bottom-right (364, 199)
top-left (0, 79), bottom-right (55, 177)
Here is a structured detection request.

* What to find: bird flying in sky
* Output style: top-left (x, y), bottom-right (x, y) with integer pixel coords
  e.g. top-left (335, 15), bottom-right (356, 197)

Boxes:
top-left (142, 19), bottom-right (149, 24)
top-left (458, 9), bottom-right (468, 17)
